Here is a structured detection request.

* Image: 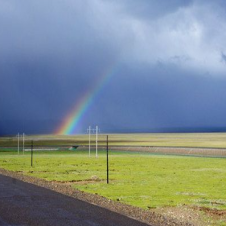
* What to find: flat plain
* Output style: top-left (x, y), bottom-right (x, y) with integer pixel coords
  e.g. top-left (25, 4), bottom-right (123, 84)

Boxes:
top-left (0, 133), bottom-right (226, 225)
top-left (2, 132), bottom-right (226, 148)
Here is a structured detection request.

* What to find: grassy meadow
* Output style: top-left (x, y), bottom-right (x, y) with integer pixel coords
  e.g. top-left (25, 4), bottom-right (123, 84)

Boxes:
top-left (0, 149), bottom-right (226, 210)
top-left (1, 133), bottom-right (226, 225)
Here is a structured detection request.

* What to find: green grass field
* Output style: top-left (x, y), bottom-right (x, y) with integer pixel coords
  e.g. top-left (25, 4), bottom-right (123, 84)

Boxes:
top-left (0, 149), bottom-right (225, 211)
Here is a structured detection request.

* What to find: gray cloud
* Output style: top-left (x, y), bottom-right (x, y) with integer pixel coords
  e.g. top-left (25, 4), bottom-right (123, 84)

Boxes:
top-left (1, 0), bottom-right (226, 134)
top-left (1, 0), bottom-right (226, 73)
top-left (221, 53), bottom-right (226, 64)
top-left (108, 0), bottom-right (193, 20)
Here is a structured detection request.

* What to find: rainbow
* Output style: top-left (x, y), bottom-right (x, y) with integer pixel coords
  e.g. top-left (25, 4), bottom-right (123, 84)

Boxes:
top-left (55, 66), bottom-right (117, 135)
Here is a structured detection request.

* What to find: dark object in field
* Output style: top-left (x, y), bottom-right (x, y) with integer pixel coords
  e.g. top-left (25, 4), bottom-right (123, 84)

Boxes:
top-left (69, 146), bottom-right (79, 150)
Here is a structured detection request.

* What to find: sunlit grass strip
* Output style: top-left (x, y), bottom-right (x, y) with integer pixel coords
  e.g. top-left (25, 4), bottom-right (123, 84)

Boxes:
top-left (0, 151), bottom-right (226, 210)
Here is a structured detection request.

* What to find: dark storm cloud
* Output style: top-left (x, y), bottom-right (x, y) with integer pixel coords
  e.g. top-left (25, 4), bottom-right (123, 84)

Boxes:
top-left (0, 0), bottom-right (121, 134)
top-left (0, 2), bottom-right (115, 63)
top-left (83, 63), bottom-right (226, 133)
top-left (1, 0), bottom-right (226, 135)
top-left (221, 53), bottom-right (226, 64)
top-left (110, 0), bottom-right (193, 20)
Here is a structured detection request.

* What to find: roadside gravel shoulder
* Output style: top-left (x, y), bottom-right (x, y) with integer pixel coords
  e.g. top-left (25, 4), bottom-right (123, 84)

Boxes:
top-left (0, 168), bottom-right (200, 226)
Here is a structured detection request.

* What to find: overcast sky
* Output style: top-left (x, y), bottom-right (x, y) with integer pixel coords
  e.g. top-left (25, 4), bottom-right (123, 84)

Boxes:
top-left (1, 0), bottom-right (226, 135)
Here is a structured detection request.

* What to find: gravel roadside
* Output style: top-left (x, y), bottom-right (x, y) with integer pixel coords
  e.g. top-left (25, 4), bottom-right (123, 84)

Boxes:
top-left (0, 168), bottom-right (195, 226)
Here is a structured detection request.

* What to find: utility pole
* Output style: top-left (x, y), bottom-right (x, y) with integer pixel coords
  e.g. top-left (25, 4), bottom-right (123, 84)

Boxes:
top-left (87, 126), bottom-right (100, 158)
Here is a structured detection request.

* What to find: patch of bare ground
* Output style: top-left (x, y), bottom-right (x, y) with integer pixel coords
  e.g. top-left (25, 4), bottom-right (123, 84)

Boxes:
top-left (154, 206), bottom-right (208, 226)
top-left (0, 168), bottom-right (223, 226)
top-left (154, 206), bottom-right (226, 226)
top-left (194, 207), bottom-right (226, 225)
top-left (55, 176), bottom-right (105, 185)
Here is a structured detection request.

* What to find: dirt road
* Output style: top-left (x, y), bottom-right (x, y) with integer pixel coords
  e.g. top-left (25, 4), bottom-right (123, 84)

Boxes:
top-left (78, 146), bottom-right (226, 158)
top-left (0, 174), bottom-right (149, 226)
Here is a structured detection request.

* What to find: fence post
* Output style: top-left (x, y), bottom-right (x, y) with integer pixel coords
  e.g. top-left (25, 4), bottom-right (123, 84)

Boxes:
top-left (17, 133), bottom-right (20, 155)
top-left (107, 135), bottom-right (109, 184)
top-left (31, 140), bottom-right (33, 167)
